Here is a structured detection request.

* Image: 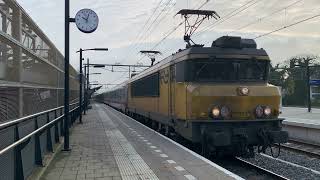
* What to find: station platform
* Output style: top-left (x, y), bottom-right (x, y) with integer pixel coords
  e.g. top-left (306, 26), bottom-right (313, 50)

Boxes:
top-left (281, 107), bottom-right (320, 145)
top-left (40, 103), bottom-right (243, 180)
top-left (281, 107), bottom-right (320, 129)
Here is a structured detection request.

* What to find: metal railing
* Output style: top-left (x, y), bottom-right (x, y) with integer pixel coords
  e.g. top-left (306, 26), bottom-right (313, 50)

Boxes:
top-left (0, 102), bottom-right (81, 180)
top-left (0, 0), bottom-right (80, 122)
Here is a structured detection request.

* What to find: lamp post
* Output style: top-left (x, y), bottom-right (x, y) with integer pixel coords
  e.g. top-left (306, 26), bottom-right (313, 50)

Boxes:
top-left (77, 49), bottom-right (83, 124)
top-left (307, 65), bottom-right (311, 112)
top-left (86, 58), bottom-right (89, 111)
top-left (64, 1), bottom-right (99, 150)
top-left (86, 71), bottom-right (102, 109)
top-left (76, 48), bottom-right (107, 124)
top-left (293, 63), bottom-right (311, 112)
top-left (83, 62), bottom-right (89, 114)
top-left (64, 0), bottom-right (71, 151)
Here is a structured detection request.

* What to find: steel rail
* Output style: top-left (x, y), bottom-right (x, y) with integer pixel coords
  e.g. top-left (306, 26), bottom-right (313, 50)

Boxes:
top-left (278, 140), bottom-right (320, 158)
top-left (235, 157), bottom-right (289, 180)
top-left (0, 102), bottom-right (78, 130)
top-left (0, 106), bottom-right (79, 156)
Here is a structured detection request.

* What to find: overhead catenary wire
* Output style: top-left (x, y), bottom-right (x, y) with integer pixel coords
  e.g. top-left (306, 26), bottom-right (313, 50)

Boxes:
top-left (147, 2), bottom-right (177, 49)
top-left (193, 0), bottom-right (260, 38)
top-left (199, 0), bottom-right (265, 46)
top-left (124, 1), bottom-right (210, 65)
top-left (103, 0), bottom-right (320, 93)
top-left (162, 0), bottom-right (262, 54)
top-left (120, 0), bottom-right (166, 64)
top-left (197, 0), bottom-right (211, 10)
top-left (135, 21), bottom-right (184, 64)
top-left (104, 63), bottom-right (150, 87)
top-left (127, 1), bottom-right (176, 61)
top-left (138, 0), bottom-right (165, 37)
top-left (141, 0), bottom-right (174, 43)
top-left (109, 71), bottom-right (128, 85)
top-left (227, 0), bottom-right (304, 36)
top-left (162, 0), bottom-right (319, 56)
top-left (96, 0), bottom-right (268, 88)
top-left (154, 0), bottom-right (211, 49)
top-left (114, 0), bottom-right (319, 86)
top-left (254, 13), bottom-right (320, 39)
top-left (137, 0), bottom-right (211, 63)
top-left (156, 0), bottom-right (214, 54)
top-left (123, 0), bottom-right (174, 63)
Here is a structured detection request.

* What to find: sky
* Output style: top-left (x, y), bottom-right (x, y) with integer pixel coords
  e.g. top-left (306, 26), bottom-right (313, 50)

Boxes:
top-left (17, 0), bottom-right (320, 92)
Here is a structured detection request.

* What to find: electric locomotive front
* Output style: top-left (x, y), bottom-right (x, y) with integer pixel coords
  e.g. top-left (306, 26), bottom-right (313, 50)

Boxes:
top-left (173, 36), bottom-right (288, 156)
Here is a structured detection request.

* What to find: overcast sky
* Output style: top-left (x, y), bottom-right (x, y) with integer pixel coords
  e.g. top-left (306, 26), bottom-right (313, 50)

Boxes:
top-left (17, 0), bottom-right (320, 91)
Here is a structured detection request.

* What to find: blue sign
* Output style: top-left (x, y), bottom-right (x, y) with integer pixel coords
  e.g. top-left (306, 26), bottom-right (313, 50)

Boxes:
top-left (310, 80), bottom-right (320, 86)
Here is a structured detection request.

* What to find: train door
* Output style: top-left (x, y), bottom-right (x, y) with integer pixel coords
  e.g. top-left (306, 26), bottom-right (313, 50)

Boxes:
top-left (169, 64), bottom-right (175, 118)
top-left (159, 67), bottom-right (170, 117)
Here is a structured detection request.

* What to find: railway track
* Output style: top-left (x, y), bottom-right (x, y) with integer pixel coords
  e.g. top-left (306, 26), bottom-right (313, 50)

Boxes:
top-left (213, 157), bottom-right (289, 180)
top-left (278, 140), bottom-right (320, 158)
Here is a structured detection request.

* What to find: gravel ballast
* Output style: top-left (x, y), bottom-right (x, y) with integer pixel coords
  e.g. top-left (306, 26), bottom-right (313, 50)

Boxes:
top-left (243, 149), bottom-right (320, 180)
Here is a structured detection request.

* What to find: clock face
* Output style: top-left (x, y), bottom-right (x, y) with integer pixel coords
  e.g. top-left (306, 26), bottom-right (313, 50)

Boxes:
top-left (75, 9), bottom-right (99, 33)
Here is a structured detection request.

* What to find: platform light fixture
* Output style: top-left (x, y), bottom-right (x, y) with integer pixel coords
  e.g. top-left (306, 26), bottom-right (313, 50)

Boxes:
top-left (93, 65), bottom-right (106, 68)
top-left (76, 48), bottom-right (108, 125)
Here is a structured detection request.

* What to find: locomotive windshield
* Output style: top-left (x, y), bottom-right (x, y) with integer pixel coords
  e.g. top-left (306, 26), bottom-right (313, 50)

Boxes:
top-left (176, 59), bottom-right (269, 82)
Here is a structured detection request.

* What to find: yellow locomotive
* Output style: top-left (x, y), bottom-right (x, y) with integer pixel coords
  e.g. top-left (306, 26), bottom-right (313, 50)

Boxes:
top-left (98, 35), bottom-right (288, 157)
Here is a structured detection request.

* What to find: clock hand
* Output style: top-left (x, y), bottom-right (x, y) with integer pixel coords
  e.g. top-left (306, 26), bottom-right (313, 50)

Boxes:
top-left (86, 13), bottom-right (90, 21)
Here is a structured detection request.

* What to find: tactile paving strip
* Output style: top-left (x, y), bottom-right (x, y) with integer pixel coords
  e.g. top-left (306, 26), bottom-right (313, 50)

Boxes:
top-left (100, 109), bottom-right (159, 180)
top-left (106, 130), bottom-right (159, 180)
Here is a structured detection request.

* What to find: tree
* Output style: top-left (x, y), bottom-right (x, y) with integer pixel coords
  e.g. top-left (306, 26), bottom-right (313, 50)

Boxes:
top-left (287, 55), bottom-right (319, 68)
top-left (270, 54), bottom-right (320, 106)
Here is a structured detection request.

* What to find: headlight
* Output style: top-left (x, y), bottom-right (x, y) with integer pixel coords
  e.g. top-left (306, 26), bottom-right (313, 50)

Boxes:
top-left (255, 106), bottom-right (264, 118)
top-left (211, 107), bottom-right (220, 117)
top-left (264, 106), bottom-right (272, 116)
top-left (221, 106), bottom-right (231, 118)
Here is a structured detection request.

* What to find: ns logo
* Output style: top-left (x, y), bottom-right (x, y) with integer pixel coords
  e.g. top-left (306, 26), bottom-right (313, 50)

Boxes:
top-left (160, 68), bottom-right (169, 84)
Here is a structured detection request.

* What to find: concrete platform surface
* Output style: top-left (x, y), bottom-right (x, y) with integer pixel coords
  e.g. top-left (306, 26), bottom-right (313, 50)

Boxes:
top-left (281, 107), bottom-right (320, 129)
top-left (40, 103), bottom-right (243, 180)
top-left (281, 107), bottom-right (320, 145)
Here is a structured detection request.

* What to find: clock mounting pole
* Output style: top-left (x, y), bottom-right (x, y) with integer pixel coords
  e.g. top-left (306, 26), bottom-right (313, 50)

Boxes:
top-left (64, 1), bottom-right (99, 151)
top-left (64, 0), bottom-right (71, 151)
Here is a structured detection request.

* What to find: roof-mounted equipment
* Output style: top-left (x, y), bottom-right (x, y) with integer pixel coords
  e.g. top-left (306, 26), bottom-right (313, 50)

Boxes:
top-left (177, 9), bottom-right (220, 48)
top-left (140, 50), bottom-right (161, 66)
top-left (212, 36), bottom-right (257, 49)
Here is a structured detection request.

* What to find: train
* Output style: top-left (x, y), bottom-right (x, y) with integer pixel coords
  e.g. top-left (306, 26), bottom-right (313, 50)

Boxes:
top-left (96, 36), bottom-right (289, 157)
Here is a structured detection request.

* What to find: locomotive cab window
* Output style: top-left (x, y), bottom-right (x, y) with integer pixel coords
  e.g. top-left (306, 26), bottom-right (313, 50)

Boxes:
top-left (176, 58), bottom-right (269, 82)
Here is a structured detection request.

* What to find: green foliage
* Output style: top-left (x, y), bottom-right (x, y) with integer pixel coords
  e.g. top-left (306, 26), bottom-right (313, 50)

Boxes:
top-left (269, 54), bottom-right (320, 106)
top-left (284, 80), bottom-right (307, 106)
